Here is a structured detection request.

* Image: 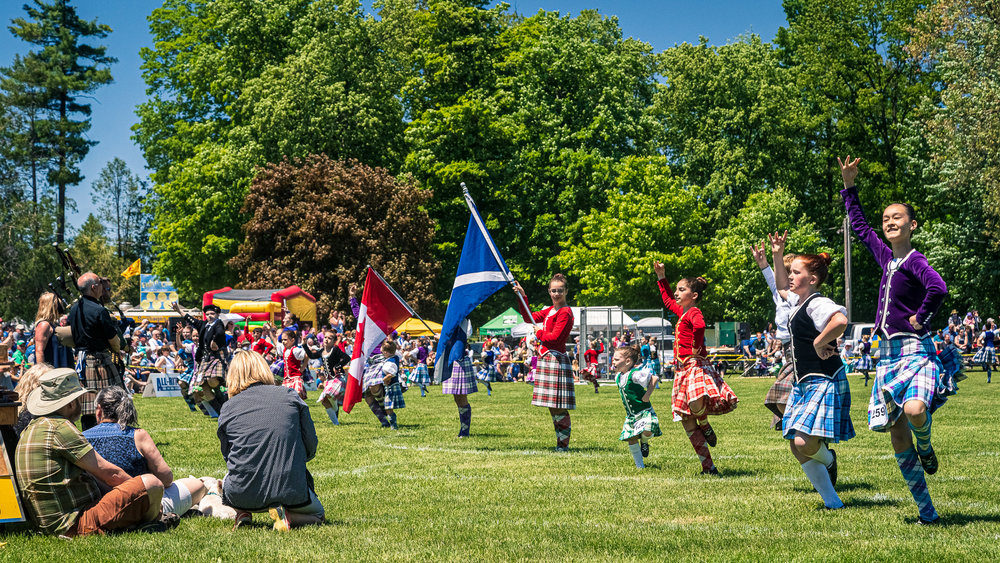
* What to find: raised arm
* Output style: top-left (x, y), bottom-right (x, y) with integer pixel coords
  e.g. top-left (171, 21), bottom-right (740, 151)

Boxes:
top-left (653, 261), bottom-right (683, 318)
top-left (838, 156), bottom-right (892, 267)
top-left (769, 231), bottom-right (791, 300)
top-left (512, 281), bottom-right (544, 324)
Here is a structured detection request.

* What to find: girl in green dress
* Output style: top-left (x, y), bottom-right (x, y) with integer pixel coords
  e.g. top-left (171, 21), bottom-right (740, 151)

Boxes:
top-left (612, 345), bottom-right (662, 468)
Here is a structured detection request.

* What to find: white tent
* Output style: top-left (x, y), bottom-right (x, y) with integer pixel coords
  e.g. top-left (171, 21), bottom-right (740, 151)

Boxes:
top-left (509, 307), bottom-right (638, 338)
top-left (636, 316), bottom-right (673, 336)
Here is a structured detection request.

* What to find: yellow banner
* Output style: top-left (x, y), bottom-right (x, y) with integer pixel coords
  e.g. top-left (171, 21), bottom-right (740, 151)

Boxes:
top-left (121, 259), bottom-right (141, 278)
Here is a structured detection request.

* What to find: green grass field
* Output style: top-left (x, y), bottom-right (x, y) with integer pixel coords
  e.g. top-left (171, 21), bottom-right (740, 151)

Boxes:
top-left (3, 372), bottom-right (1000, 562)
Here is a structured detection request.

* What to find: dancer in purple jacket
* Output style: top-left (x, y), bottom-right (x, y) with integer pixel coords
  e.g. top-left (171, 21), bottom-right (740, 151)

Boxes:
top-left (839, 156), bottom-right (964, 525)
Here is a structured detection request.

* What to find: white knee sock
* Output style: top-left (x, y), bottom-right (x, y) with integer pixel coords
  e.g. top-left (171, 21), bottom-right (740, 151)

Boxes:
top-left (326, 407), bottom-right (339, 425)
top-left (809, 442), bottom-right (834, 467)
top-left (629, 443), bottom-right (645, 468)
top-left (802, 460), bottom-right (843, 508)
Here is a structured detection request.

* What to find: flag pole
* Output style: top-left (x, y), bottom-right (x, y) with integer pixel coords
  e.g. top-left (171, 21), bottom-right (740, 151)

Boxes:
top-left (368, 266), bottom-right (439, 337)
top-left (461, 183), bottom-right (537, 329)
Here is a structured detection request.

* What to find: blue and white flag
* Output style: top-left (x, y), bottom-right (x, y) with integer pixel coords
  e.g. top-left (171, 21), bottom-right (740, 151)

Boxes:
top-left (435, 190), bottom-right (514, 382)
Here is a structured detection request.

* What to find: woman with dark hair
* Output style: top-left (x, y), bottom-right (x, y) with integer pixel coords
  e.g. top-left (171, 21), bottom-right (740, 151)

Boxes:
top-left (513, 274), bottom-right (576, 451)
top-left (83, 386), bottom-right (207, 516)
top-left (840, 155), bottom-right (963, 524)
top-left (653, 262), bottom-right (738, 475)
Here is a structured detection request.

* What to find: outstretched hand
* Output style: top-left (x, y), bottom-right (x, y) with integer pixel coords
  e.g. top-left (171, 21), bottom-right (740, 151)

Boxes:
top-left (511, 280), bottom-right (526, 297)
top-left (750, 243), bottom-right (769, 270)
top-left (838, 155), bottom-right (861, 188)
top-left (768, 230), bottom-right (788, 255)
top-left (653, 260), bottom-right (666, 280)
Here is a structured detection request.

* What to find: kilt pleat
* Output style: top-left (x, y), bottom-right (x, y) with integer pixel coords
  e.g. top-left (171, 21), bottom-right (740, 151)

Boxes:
top-left (782, 368), bottom-right (854, 443)
top-left (869, 336), bottom-right (964, 432)
top-left (671, 356), bottom-right (737, 419)
top-left (531, 351), bottom-right (575, 410)
top-left (80, 352), bottom-right (124, 416)
top-left (384, 383), bottom-right (405, 410)
top-left (442, 358), bottom-right (478, 395)
top-left (764, 360), bottom-right (795, 418)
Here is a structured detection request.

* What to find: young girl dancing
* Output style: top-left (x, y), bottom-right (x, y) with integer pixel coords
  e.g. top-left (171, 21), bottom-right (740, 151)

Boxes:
top-left (840, 155), bottom-right (964, 524)
top-left (653, 262), bottom-right (738, 475)
top-left (280, 329), bottom-right (308, 400)
top-left (775, 252), bottom-right (854, 509)
top-left (410, 338), bottom-right (432, 396)
top-left (381, 340), bottom-right (404, 430)
top-left (751, 234), bottom-right (797, 430)
top-left (476, 340), bottom-right (497, 396)
top-left (973, 319), bottom-right (996, 383)
top-left (513, 274), bottom-right (575, 451)
top-left (317, 331), bottom-right (351, 425)
top-left (856, 334), bottom-right (874, 386)
top-left (582, 338), bottom-right (604, 394)
top-left (611, 344), bottom-right (661, 468)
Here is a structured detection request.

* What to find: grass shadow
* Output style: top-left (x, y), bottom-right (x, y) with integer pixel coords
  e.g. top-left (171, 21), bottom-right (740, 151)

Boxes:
top-left (718, 469), bottom-right (757, 478)
top-left (939, 513), bottom-right (1000, 526)
top-left (833, 481), bottom-right (875, 492)
top-left (843, 497), bottom-right (902, 509)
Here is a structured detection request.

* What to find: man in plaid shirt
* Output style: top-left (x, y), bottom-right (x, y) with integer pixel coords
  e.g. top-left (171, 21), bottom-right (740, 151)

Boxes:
top-left (15, 368), bottom-right (177, 536)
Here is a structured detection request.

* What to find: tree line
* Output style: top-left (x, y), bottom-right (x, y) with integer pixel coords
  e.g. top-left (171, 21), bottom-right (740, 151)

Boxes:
top-left (4, 0), bottom-right (999, 328)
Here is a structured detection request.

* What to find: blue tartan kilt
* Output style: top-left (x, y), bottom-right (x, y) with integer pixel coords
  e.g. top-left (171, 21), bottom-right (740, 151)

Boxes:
top-left (973, 346), bottom-right (997, 366)
top-left (869, 336), bottom-right (964, 431)
top-left (408, 363), bottom-right (431, 385)
top-left (362, 354), bottom-right (386, 390)
top-left (384, 382), bottom-right (405, 410)
top-left (442, 357), bottom-right (478, 395)
top-left (782, 368), bottom-right (855, 443)
top-left (477, 363), bottom-right (498, 382)
top-left (854, 354), bottom-right (874, 370)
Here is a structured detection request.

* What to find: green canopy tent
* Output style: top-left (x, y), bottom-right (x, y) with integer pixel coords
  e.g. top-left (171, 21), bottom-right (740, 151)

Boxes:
top-left (478, 307), bottom-right (524, 336)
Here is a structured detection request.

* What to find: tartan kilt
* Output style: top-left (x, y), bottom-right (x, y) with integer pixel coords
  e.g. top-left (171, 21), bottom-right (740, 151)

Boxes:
top-left (192, 357), bottom-right (226, 387)
top-left (855, 354), bottom-right (874, 371)
top-left (869, 336), bottom-right (964, 432)
top-left (477, 363), bottom-right (499, 382)
top-left (442, 358), bottom-right (478, 395)
top-left (531, 351), bottom-right (575, 410)
top-left (581, 364), bottom-right (598, 383)
top-left (619, 408), bottom-right (663, 441)
top-left (80, 352), bottom-right (123, 416)
top-left (408, 363), bottom-right (431, 385)
top-left (384, 382), bottom-right (405, 410)
top-left (318, 375), bottom-right (346, 404)
top-left (283, 375), bottom-right (306, 400)
top-left (973, 346), bottom-right (997, 365)
top-left (764, 360), bottom-right (795, 418)
top-left (362, 355), bottom-right (387, 390)
top-left (782, 368), bottom-right (855, 443)
top-left (671, 356), bottom-right (738, 420)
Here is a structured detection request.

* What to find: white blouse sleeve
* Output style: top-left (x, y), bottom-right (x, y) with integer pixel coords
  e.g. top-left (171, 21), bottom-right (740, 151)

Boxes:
top-left (292, 346), bottom-right (306, 361)
top-left (806, 297), bottom-right (848, 332)
top-left (630, 367), bottom-right (653, 388)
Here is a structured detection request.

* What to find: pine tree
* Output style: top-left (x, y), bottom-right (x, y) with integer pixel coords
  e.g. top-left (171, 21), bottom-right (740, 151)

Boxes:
top-left (3, 0), bottom-right (116, 244)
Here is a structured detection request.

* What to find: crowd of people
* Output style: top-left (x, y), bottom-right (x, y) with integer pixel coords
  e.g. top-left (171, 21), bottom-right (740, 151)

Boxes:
top-left (0, 154), bottom-right (994, 538)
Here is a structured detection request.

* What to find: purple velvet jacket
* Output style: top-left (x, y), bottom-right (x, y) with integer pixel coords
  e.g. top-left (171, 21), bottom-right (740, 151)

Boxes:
top-left (841, 186), bottom-right (947, 338)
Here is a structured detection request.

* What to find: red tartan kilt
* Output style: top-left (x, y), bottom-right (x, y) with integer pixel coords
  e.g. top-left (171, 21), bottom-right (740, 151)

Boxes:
top-left (531, 351), bottom-right (575, 410)
top-left (283, 376), bottom-right (306, 400)
top-left (671, 356), bottom-right (738, 418)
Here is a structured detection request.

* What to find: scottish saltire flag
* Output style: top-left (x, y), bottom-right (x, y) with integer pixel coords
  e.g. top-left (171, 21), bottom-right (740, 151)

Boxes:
top-left (435, 191), bottom-right (514, 382)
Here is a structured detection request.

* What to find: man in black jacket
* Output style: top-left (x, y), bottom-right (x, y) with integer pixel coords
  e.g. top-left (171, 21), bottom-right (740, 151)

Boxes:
top-left (68, 272), bottom-right (123, 430)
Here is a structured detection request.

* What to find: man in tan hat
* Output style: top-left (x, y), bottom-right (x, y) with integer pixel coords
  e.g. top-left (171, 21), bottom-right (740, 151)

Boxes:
top-left (14, 368), bottom-right (176, 536)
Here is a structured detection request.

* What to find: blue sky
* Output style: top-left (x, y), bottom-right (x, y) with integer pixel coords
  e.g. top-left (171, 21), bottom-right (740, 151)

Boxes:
top-left (0, 1), bottom-right (788, 230)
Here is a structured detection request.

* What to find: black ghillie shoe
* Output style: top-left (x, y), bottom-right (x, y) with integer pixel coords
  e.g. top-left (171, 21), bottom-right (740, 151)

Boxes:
top-left (918, 448), bottom-right (939, 475)
top-left (701, 425), bottom-right (717, 447)
top-left (640, 442), bottom-right (649, 458)
top-left (827, 448), bottom-right (838, 487)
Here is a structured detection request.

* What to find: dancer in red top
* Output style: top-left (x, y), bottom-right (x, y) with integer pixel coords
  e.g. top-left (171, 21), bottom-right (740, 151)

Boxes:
top-left (582, 339), bottom-right (604, 393)
top-left (654, 261), bottom-right (738, 475)
top-left (513, 274), bottom-right (575, 451)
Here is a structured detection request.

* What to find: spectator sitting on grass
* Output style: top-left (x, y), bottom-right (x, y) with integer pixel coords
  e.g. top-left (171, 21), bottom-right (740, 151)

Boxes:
top-left (218, 350), bottom-right (324, 531)
top-left (83, 387), bottom-right (207, 518)
top-left (12, 363), bottom-right (52, 437)
top-left (15, 368), bottom-right (177, 536)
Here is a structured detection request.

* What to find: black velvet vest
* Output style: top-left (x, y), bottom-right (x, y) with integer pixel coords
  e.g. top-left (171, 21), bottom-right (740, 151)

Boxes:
top-left (789, 293), bottom-right (843, 381)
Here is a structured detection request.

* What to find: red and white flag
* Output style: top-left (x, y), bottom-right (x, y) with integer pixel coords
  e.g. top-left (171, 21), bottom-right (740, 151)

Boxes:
top-left (342, 266), bottom-right (413, 413)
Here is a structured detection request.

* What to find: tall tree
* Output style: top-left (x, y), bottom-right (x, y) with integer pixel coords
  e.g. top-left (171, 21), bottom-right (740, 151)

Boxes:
top-left (228, 155), bottom-right (440, 316)
top-left (135, 0), bottom-right (407, 297)
top-left (0, 53), bottom-right (51, 213)
top-left (90, 157), bottom-right (151, 261)
top-left (6, 0), bottom-right (116, 244)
